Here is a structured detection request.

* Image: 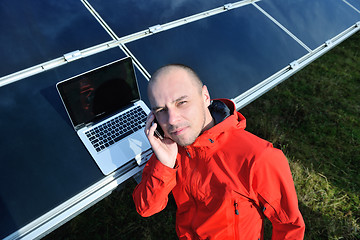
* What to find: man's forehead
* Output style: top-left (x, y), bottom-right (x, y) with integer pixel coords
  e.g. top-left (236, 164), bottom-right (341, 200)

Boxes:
top-left (149, 80), bottom-right (192, 103)
top-left (151, 95), bottom-right (188, 111)
top-left (148, 79), bottom-right (197, 108)
top-left (148, 65), bottom-right (203, 107)
top-left (151, 67), bottom-right (198, 90)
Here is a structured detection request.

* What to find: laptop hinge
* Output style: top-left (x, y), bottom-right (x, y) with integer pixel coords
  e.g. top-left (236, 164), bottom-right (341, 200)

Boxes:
top-left (75, 123), bottom-right (88, 131)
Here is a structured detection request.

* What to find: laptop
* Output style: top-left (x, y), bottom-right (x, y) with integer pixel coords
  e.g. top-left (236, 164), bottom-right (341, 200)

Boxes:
top-left (56, 57), bottom-right (152, 175)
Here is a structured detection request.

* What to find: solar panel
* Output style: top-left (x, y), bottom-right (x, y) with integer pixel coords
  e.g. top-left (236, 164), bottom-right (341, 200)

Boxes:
top-left (0, 0), bottom-right (112, 77)
top-left (345, 0), bottom-right (360, 12)
top-left (0, 47), bottom-right (130, 238)
top-left (0, 0), bottom-right (359, 239)
top-left (87, 0), bottom-right (230, 37)
top-left (126, 4), bottom-right (308, 99)
top-left (257, 0), bottom-right (360, 50)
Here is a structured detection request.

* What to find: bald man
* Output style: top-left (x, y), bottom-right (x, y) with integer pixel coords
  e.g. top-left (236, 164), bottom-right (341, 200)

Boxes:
top-left (133, 64), bottom-right (305, 239)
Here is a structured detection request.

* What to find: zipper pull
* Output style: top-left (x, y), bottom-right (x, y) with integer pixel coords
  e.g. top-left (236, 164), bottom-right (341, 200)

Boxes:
top-left (234, 202), bottom-right (239, 215)
top-left (185, 147), bottom-right (191, 158)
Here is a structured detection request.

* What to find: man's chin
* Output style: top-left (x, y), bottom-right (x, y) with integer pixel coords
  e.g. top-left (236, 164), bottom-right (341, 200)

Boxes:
top-left (171, 136), bottom-right (196, 147)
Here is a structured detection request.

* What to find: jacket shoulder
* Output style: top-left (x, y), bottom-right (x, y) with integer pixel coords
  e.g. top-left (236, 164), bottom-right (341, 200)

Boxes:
top-left (226, 128), bottom-right (273, 156)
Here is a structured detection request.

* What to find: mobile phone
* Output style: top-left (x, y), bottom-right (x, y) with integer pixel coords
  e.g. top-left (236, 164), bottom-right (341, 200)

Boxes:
top-left (154, 118), bottom-right (165, 139)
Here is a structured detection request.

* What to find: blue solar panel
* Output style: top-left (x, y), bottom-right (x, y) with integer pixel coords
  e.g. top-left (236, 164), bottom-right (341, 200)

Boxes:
top-left (0, 47), bottom-right (131, 238)
top-left (126, 4), bottom-right (308, 99)
top-left (87, 0), bottom-right (230, 37)
top-left (256, 0), bottom-right (360, 50)
top-left (0, 0), bottom-right (112, 77)
top-left (345, 0), bottom-right (360, 13)
top-left (0, 0), bottom-right (359, 238)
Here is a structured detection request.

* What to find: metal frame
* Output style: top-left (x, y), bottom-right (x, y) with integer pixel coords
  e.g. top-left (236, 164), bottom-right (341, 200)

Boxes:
top-left (0, 0), bottom-right (259, 87)
top-left (233, 22), bottom-right (360, 109)
top-left (4, 161), bottom-right (146, 240)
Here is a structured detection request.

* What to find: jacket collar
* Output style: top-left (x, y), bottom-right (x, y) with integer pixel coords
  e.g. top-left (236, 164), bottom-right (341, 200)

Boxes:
top-left (188, 99), bottom-right (246, 148)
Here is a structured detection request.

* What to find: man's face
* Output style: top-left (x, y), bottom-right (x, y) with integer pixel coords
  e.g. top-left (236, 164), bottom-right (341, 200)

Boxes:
top-left (149, 68), bottom-right (212, 146)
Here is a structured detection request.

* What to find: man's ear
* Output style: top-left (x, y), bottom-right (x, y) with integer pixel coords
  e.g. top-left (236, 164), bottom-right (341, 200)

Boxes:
top-left (202, 85), bottom-right (211, 107)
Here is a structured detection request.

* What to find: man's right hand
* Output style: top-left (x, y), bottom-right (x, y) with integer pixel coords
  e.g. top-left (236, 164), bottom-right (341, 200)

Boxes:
top-left (145, 113), bottom-right (178, 168)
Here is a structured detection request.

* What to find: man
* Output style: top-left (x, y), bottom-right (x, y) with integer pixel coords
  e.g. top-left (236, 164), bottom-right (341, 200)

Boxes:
top-left (133, 64), bottom-right (305, 239)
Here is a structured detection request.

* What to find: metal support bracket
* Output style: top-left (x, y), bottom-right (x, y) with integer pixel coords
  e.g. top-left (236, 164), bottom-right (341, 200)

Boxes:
top-left (289, 60), bottom-right (299, 70)
top-left (224, 3), bottom-right (234, 10)
top-left (149, 24), bottom-right (163, 33)
top-left (325, 40), bottom-right (333, 47)
top-left (64, 50), bottom-right (82, 62)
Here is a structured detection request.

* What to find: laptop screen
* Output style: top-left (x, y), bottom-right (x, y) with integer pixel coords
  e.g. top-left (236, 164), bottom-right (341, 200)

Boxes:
top-left (57, 57), bottom-right (140, 128)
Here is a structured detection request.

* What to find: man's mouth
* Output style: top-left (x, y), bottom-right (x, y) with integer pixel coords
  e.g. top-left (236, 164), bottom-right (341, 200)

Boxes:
top-left (170, 126), bottom-right (188, 136)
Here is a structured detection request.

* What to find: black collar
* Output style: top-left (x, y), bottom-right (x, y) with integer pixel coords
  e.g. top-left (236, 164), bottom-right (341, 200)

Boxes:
top-left (208, 100), bottom-right (231, 125)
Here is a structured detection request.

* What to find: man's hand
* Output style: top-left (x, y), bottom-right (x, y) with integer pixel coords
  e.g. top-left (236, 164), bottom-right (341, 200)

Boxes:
top-left (145, 113), bottom-right (178, 168)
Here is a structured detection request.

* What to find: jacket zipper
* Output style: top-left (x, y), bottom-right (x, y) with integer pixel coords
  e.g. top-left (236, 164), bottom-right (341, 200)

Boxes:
top-left (234, 200), bottom-right (240, 238)
top-left (186, 146), bottom-right (198, 236)
top-left (234, 201), bottom-right (239, 215)
top-left (185, 147), bottom-right (191, 158)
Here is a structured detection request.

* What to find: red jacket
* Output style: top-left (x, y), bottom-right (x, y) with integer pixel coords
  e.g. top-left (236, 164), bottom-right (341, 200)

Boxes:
top-left (133, 99), bottom-right (305, 239)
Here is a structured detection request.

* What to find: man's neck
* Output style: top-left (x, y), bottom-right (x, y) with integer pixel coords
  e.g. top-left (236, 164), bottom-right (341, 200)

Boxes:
top-left (201, 110), bottom-right (215, 133)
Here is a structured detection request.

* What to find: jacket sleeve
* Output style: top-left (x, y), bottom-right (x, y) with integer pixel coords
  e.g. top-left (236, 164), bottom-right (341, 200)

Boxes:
top-left (253, 147), bottom-right (305, 239)
top-left (132, 154), bottom-right (177, 217)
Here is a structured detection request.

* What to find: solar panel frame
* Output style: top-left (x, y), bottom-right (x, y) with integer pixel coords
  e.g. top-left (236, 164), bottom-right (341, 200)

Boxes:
top-left (0, 0), bottom-right (112, 78)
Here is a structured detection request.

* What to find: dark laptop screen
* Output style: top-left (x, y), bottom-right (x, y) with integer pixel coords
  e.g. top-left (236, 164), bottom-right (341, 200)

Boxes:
top-left (57, 57), bottom-right (140, 128)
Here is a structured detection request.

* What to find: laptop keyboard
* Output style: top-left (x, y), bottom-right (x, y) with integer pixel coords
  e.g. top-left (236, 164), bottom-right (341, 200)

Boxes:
top-left (85, 106), bottom-right (147, 152)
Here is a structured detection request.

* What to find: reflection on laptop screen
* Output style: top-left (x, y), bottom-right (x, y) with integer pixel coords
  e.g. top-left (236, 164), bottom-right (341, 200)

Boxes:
top-left (58, 58), bottom-right (140, 128)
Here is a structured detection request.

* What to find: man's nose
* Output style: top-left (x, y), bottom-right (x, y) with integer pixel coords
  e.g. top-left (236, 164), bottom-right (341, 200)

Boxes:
top-left (167, 108), bottom-right (180, 125)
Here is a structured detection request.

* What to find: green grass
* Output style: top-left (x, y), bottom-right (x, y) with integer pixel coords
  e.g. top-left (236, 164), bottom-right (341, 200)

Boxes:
top-left (44, 31), bottom-right (360, 239)
top-left (241, 31), bottom-right (360, 239)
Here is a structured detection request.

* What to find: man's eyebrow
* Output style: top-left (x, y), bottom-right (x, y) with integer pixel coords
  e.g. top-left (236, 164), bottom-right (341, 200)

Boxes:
top-left (174, 95), bottom-right (188, 103)
top-left (151, 106), bottom-right (163, 111)
top-left (151, 95), bottom-right (188, 111)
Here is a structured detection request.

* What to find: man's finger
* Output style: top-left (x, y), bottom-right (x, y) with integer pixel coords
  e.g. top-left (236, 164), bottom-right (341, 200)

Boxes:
top-left (144, 113), bottom-right (155, 136)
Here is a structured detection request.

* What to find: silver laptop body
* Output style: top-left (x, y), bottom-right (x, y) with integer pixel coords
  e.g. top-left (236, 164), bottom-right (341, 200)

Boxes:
top-left (56, 57), bottom-right (151, 175)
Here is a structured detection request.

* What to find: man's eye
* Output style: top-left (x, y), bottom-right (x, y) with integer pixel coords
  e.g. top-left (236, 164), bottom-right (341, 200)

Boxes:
top-left (156, 108), bottom-right (165, 114)
top-left (178, 101), bottom-right (187, 106)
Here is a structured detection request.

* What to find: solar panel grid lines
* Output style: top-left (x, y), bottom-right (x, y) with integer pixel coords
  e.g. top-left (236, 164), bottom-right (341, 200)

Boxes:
top-left (0, 0), bottom-right (260, 88)
top-left (1, 0), bottom-right (360, 239)
top-left (343, 0), bottom-right (360, 14)
top-left (251, 2), bottom-right (312, 53)
top-left (1, 0), bottom-right (358, 89)
top-left (0, 0), bottom-right (114, 76)
top-left (234, 20), bottom-right (360, 109)
top-left (121, 44), bottom-right (152, 80)
top-left (81, 0), bottom-right (119, 40)
top-left (257, 0), bottom-right (360, 50)
top-left (143, 0), bottom-right (262, 34)
top-left (0, 39), bottom-right (120, 87)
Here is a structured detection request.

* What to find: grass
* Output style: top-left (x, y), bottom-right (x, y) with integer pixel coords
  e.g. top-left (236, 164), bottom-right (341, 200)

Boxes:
top-left (241, 31), bottom-right (360, 239)
top-left (44, 31), bottom-right (360, 239)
